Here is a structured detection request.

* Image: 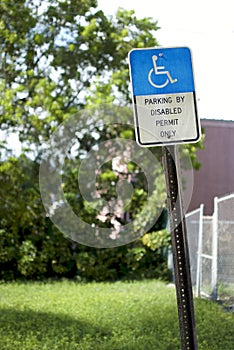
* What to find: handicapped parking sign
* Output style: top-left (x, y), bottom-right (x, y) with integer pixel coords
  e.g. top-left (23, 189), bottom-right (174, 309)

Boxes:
top-left (129, 47), bottom-right (201, 146)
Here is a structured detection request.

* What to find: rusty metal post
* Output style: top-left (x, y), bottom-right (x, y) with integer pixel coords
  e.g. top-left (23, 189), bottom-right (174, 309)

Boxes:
top-left (162, 145), bottom-right (198, 350)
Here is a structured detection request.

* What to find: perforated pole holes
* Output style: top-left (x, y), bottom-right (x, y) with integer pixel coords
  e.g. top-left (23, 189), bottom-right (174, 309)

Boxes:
top-left (162, 146), bottom-right (198, 350)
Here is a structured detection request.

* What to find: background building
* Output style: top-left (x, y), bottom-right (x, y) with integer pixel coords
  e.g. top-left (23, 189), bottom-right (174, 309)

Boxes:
top-left (188, 119), bottom-right (234, 215)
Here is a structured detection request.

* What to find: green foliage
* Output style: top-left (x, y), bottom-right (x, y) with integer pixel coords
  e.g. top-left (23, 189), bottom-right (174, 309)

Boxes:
top-left (0, 281), bottom-right (233, 350)
top-left (0, 131), bottom-right (170, 282)
top-left (76, 237), bottom-right (171, 282)
top-left (142, 230), bottom-right (170, 252)
top-left (0, 1), bottom-right (204, 281)
top-left (18, 240), bottom-right (37, 276)
top-left (0, 0), bottom-right (159, 146)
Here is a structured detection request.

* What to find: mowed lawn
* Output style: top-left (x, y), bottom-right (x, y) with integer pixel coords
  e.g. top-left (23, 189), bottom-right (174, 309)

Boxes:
top-left (0, 280), bottom-right (233, 349)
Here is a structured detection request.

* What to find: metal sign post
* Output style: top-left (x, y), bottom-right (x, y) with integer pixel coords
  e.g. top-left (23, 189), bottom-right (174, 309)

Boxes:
top-left (129, 46), bottom-right (201, 350)
top-left (162, 145), bottom-right (198, 350)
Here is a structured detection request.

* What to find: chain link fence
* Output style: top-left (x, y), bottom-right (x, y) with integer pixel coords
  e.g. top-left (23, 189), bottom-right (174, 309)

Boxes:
top-left (185, 207), bottom-right (201, 291)
top-left (200, 215), bottom-right (213, 298)
top-left (185, 194), bottom-right (234, 303)
top-left (214, 195), bottom-right (234, 302)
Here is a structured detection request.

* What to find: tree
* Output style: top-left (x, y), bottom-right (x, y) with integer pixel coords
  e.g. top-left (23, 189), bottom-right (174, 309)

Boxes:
top-left (0, 1), bottom-right (203, 280)
top-left (0, 0), bottom-right (159, 149)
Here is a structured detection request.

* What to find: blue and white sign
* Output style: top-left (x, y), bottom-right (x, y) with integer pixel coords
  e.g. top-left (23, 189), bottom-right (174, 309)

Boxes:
top-left (129, 47), bottom-right (201, 146)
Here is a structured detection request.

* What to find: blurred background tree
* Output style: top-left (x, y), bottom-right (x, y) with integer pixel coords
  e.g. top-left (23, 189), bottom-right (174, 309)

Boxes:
top-left (0, 0), bottom-right (203, 280)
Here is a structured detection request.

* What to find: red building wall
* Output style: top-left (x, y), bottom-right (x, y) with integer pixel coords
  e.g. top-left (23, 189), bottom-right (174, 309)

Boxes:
top-left (188, 119), bottom-right (234, 215)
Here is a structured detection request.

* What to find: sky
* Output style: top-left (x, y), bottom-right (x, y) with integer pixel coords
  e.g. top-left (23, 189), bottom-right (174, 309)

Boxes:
top-left (98, 0), bottom-right (234, 121)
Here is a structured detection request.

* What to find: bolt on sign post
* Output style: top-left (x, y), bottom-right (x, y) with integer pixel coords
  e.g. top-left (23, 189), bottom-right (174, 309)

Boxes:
top-left (129, 47), bottom-right (201, 350)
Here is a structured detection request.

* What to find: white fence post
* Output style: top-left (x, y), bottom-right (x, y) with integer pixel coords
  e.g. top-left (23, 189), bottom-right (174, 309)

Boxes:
top-left (195, 204), bottom-right (204, 297)
top-left (212, 197), bottom-right (218, 301)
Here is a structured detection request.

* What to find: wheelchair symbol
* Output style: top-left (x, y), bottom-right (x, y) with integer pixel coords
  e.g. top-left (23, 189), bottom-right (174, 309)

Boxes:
top-left (148, 54), bottom-right (178, 88)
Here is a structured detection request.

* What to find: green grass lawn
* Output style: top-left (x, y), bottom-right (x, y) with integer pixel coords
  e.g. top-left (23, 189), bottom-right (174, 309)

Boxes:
top-left (0, 280), bottom-right (233, 350)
